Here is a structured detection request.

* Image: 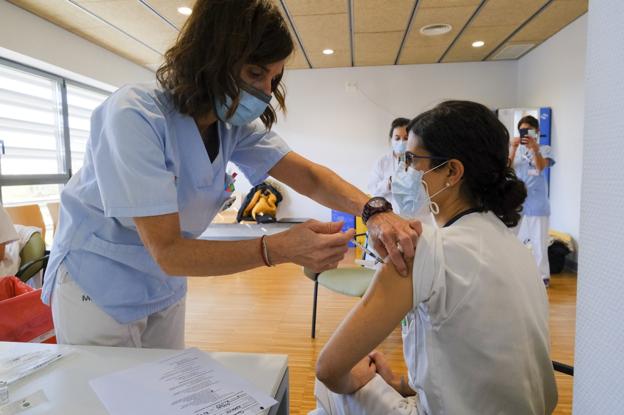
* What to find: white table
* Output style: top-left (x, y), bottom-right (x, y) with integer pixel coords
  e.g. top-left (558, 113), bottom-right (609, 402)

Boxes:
top-left (0, 342), bottom-right (288, 415)
top-left (200, 223), bottom-right (297, 241)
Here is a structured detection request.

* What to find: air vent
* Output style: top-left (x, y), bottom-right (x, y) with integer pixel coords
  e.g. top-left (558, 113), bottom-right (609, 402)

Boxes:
top-left (491, 43), bottom-right (535, 60)
top-left (419, 24), bottom-right (452, 36)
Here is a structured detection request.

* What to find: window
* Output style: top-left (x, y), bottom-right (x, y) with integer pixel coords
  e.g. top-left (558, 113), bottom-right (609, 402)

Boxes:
top-left (67, 84), bottom-right (108, 173)
top-left (0, 64), bottom-right (65, 176)
top-left (0, 58), bottom-right (109, 205)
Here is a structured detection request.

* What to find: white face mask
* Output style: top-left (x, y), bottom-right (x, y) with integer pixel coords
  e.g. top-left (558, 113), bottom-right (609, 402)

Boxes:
top-left (392, 140), bottom-right (407, 154)
top-left (391, 161), bottom-right (450, 218)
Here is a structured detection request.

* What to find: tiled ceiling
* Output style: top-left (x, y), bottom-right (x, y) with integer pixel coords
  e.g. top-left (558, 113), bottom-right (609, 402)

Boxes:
top-left (7, 0), bottom-right (587, 71)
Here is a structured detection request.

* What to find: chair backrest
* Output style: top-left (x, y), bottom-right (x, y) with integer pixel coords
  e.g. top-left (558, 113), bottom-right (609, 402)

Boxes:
top-left (17, 232), bottom-right (47, 282)
top-left (4, 204), bottom-right (46, 241)
top-left (46, 201), bottom-right (60, 234)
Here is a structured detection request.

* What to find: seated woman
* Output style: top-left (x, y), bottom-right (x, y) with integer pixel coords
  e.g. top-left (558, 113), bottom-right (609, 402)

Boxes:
top-left (0, 206), bottom-right (20, 277)
top-left (314, 101), bottom-right (558, 415)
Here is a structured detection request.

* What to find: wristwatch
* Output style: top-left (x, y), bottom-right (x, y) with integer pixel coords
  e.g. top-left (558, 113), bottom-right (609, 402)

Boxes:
top-left (362, 197), bottom-right (393, 224)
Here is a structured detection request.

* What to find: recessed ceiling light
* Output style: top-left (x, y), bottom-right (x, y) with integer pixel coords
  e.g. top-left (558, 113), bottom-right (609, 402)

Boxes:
top-left (322, 49), bottom-right (334, 55)
top-left (419, 23), bottom-right (452, 36)
top-left (472, 40), bottom-right (485, 48)
top-left (177, 6), bottom-right (192, 16)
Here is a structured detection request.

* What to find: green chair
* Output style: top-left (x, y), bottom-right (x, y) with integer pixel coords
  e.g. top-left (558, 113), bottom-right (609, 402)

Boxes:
top-left (15, 232), bottom-right (49, 283)
top-left (304, 266), bottom-right (375, 338)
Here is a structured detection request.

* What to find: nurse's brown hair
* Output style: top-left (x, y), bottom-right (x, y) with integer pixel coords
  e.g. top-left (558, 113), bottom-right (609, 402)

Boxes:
top-left (156, 0), bottom-right (293, 130)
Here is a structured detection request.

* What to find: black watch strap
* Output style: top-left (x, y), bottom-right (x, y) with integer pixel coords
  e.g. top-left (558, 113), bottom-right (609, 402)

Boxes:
top-left (362, 197), bottom-right (393, 224)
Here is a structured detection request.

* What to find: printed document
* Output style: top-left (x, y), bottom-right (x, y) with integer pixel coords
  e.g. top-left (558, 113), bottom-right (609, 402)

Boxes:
top-left (90, 348), bottom-right (277, 415)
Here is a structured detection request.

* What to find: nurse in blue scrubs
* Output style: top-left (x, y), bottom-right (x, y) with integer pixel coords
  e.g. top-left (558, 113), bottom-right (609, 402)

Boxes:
top-left (41, 0), bottom-right (420, 348)
top-left (509, 115), bottom-right (556, 286)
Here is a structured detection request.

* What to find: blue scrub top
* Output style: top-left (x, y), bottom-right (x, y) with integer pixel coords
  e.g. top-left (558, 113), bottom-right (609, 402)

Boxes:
top-left (41, 83), bottom-right (291, 324)
top-left (512, 144), bottom-right (555, 217)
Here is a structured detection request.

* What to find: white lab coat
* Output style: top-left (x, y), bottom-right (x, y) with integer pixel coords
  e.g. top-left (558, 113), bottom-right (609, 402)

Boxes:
top-left (515, 215), bottom-right (551, 281)
top-left (367, 152), bottom-right (400, 202)
top-left (367, 152), bottom-right (434, 225)
top-left (314, 211), bottom-right (557, 415)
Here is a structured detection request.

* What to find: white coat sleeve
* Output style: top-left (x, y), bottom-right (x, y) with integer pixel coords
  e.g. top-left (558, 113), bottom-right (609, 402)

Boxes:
top-left (368, 158), bottom-right (389, 197)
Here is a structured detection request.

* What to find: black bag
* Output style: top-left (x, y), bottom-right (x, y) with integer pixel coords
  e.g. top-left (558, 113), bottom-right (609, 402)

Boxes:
top-left (548, 240), bottom-right (571, 274)
top-left (236, 182), bottom-right (283, 223)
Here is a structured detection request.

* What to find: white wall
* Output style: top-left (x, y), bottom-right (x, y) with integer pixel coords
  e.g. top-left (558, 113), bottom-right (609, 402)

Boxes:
top-left (574, 1), bottom-right (624, 412)
top-left (1, 0), bottom-right (586, 241)
top-left (516, 15), bottom-right (587, 246)
top-left (0, 1), bottom-right (154, 89)
top-left (264, 61), bottom-right (518, 220)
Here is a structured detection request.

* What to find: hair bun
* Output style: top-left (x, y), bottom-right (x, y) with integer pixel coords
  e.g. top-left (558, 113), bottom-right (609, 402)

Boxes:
top-left (482, 167), bottom-right (527, 227)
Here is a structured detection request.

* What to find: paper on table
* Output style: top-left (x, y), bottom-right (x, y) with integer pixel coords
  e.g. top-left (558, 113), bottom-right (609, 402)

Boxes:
top-left (89, 348), bottom-right (277, 415)
top-left (0, 350), bottom-right (71, 385)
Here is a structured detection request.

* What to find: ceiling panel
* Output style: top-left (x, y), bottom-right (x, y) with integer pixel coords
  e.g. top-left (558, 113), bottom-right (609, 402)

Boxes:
top-left (355, 32), bottom-right (404, 67)
top-left (74, 0), bottom-right (178, 53)
top-left (293, 13), bottom-right (350, 68)
top-left (354, 0), bottom-right (413, 33)
top-left (7, 0), bottom-right (589, 71)
top-left (271, 0), bottom-right (309, 69)
top-left (285, 0), bottom-right (350, 68)
top-left (8, 0), bottom-right (163, 65)
top-left (400, 1), bottom-right (481, 64)
top-left (283, 0), bottom-right (347, 16)
top-left (492, 0), bottom-right (587, 59)
top-left (142, 0), bottom-right (196, 30)
top-left (353, 0), bottom-right (413, 66)
top-left (442, 0), bottom-right (548, 63)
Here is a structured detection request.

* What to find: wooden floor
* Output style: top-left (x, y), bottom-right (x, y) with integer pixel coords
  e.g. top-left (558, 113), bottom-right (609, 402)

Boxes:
top-left (185, 249), bottom-right (576, 415)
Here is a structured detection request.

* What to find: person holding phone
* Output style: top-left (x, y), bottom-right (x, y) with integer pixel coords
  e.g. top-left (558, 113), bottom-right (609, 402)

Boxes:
top-left (509, 115), bottom-right (556, 287)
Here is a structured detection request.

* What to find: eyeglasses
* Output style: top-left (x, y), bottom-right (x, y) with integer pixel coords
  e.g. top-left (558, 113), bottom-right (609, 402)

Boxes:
top-left (404, 151), bottom-right (448, 167)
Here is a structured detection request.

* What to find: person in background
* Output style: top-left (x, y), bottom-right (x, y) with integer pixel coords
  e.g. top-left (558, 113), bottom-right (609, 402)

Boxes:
top-left (367, 117), bottom-right (410, 204)
top-left (0, 206), bottom-right (19, 277)
top-left (509, 115), bottom-right (556, 287)
top-left (313, 101), bottom-right (557, 415)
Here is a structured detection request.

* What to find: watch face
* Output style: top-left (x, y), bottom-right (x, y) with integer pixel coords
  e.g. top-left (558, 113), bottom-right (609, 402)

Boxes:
top-left (369, 198), bottom-right (386, 208)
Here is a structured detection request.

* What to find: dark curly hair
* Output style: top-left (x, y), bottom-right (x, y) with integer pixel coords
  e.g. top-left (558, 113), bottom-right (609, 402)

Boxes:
top-left (156, 0), bottom-right (294, 130)
top-left (408, 100), bottom-right (527, 227)
top-left (388, 117), bottom-right (410, 140)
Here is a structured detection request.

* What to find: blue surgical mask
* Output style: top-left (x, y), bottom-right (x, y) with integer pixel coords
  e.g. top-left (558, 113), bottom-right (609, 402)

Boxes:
top-left (214, 83), bottom-right (272, 126)
top-left (392, 161), bottom-right (450, 218)
top-left (392, 140), bottom-right (407, 154)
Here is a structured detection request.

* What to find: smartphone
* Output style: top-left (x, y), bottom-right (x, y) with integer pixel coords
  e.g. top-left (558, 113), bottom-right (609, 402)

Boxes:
top-left (518, 128), bottom-right (537, 144)
top-left (519, 127), bottom-right (529, 138)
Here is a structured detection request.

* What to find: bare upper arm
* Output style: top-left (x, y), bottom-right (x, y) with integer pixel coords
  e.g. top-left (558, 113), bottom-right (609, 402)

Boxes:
top-left (268, 151), bottom-right (322, 193)
top-left (316, 262), bottom-right (414, 382)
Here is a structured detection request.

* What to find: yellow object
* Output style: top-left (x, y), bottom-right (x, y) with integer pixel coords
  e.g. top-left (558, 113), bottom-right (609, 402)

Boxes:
top-left (548, 229), bottom-right (575, 252)
top-left (355, 216), bottom-right (368, 257)
top-left (251, 192), bottom-right (277, 220)
top-left (243, 190), bottom-right (262, 218)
